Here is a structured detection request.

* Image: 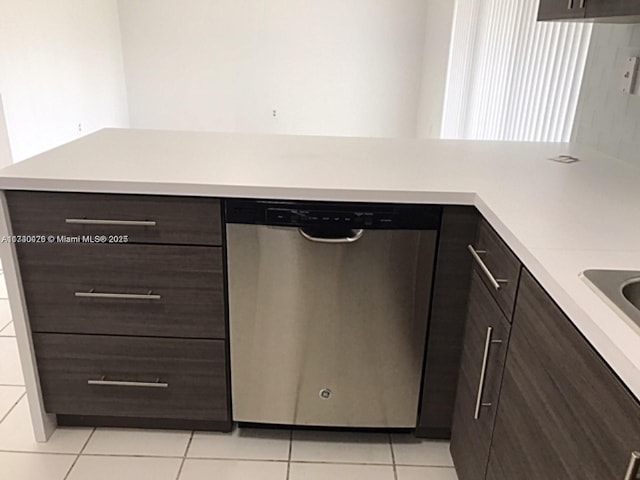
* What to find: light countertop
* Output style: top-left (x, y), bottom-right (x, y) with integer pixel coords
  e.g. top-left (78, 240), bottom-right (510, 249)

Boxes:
top-left (1, 128), bottom-right (639, 401)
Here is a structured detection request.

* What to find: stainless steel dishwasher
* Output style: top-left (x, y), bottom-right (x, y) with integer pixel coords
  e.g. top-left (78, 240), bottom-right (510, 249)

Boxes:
top-left (225, 199), bottom-right (441, 428)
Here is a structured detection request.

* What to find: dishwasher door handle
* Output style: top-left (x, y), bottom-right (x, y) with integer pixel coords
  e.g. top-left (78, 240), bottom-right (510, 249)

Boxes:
top-left (299, 228), bottom-right (364, 244)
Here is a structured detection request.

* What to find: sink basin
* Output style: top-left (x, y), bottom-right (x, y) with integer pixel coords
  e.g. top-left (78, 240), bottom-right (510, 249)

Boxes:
top-left (582, 270), bottom-right (640, 328)
top-left (622, 279), bottom-right (640, 310)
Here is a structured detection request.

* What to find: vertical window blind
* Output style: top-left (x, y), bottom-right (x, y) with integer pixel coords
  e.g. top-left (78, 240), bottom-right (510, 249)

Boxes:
top-left (441, 0), bottom-right (592, 142)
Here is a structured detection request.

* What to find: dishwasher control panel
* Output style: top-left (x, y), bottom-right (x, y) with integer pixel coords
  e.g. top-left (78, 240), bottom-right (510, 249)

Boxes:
top-left (266, 208), bottom-right (378, 227)
top-left (226, 199), bottom-right (442, 230)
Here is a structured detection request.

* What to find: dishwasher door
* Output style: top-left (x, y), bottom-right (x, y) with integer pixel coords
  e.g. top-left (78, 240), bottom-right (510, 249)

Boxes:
top-left (227, 224), bottom-right (436, 428)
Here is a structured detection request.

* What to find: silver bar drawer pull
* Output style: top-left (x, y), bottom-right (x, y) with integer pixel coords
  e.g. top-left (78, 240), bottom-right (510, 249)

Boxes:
top-left (474, 327), bottom-right (503, 420)
top-left (75, 289), bottom-right (161, 300)
top-left (567, 0), bottom-right (574, 9)
top-left (65, 218), bottom-right (156, 227)
top-left (467, 245), bottom-right (509, 291)
top-left (88, 376), bottom-right (169, 388)
top-left (625, 452), bottom-right (640, 480)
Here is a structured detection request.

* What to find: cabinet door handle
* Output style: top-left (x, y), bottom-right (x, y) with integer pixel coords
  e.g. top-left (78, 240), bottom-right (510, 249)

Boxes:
top-left (75, 290), bottom-right (161, 300)
top-left (467, 245), bottom-right (509, 291)
top-left (88, 376), bottom-right (168, 388)
top-left (567, 0), bottom-right (574, 9)
top-left (474, 326), bottom-right (503, 420)
top-left (65, 218), bottom-right (157, 227)
top-left (625, 452), bottom-right (640, 480)
top-left (579, 0), bottom-right (585, 8)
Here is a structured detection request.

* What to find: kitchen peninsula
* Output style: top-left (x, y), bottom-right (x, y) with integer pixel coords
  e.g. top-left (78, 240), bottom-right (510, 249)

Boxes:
top-left (0, 129), bottom-right (638, 479)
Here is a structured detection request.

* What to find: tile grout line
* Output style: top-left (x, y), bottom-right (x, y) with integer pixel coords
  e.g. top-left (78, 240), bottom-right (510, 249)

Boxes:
top-left (389, 433), bottom-right (398, 480)
top-left (0, 450), bottom-right (439, 466)
top-left (0, 449), bottom-right (409, 466)
top-left (286, 429), bottom-right (293, 480)
top-left (0, 391), bottom-right (25, 425)
top-left (63, 427), bottom-right (96, 480)
top-left (174, 430), bottom-right (195, 480)
top-left (0, 326), bottom-right (14, 336)
top-left (0, 449), bottom-right (193, 458)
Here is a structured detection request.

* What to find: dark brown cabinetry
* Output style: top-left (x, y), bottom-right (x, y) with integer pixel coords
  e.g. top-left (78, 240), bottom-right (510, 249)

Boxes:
top-left (5, 191), bottom-right (222, 246)
top-left (417, 213), bottom-right (522, 440)
top-left (6, 191), bottom-right (230, 431)
top-left (586, 0), bottom-right (640, 18)
top-left (485, 270), bottom-right (640, 479)
top-left (538, 0), bottom-right (640, 21)
top-left (470, 220), bottom-right (521, 321)
top-left (17, 243), bottom-right (225, 339)
top-left (34, 334), bottom-right (229, 427)
top-left (417, 206), bottom-right (479, 438)
top-left (450, 271), bottom-right (511, 480)
top-left (538, 0), bottom-right (586, 20)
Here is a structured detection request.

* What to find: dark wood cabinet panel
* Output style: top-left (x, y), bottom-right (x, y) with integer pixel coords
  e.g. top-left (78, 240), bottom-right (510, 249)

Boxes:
top-left (538, 0), bottom-right (587, 20)
top-left (8, 190), bottom-right (230, 431)
top-left (18, 243), bottom-right (225, 339)
top-left (486, 270), bottom-right (640, 480)
top-left (539, 0), bottom-right (640, 20)
top-left (450, 271), bottom-right (511, 480)
top-left (34, 333), bottom-right (230, 423)
top-left (5, 191), bottom-right (222, 246)
top-left (471, 219), bottom-right (521, 321)
top-left (586, 0), bottom-right (640, 17)
top-left (417, 206), bottom-right (479, 438)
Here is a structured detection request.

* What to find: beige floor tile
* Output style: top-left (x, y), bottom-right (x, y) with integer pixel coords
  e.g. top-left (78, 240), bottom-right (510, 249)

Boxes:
top-left (179, 458), bottom-right (288, 480)
top-left (188, 427), bottom-right (290, 460)
top-left (84, 427), bottom-right (192, 457)
top-left (0, 385), bottom-right (24, 420)
top-left (396, 466), bottom-right (459, 480)
top-left (0, 322), bottom-right (15, 337)
top-left (289, 462), bottom-right (395, 480)
top-left (0, 337), bottom-right (23, 385)
top-left (391, 435), bottom-right (453, 466)
top-left (0, 397), bottom-right (92, 453)
top-left (0, 451), bottom-right (76, 480)
top-left (67, 455), bottom-right (182, 480)
top-left (0, 275), bottom-right (7, 299)
top-left (291, 430), bottom-right (393, 464)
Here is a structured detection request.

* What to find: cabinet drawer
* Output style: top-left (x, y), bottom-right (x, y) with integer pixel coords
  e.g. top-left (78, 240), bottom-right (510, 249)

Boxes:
top-left (18, 243), bottom-right (225, 339)
top-left (5, 191), bottom-right (222, 246)
top-left (468, 219), bottom-right (521, 320)
top-left (34, 333), bottom-right (229, 422)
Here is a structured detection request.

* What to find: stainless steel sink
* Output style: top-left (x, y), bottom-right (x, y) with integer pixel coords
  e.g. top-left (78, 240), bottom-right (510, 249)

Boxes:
top-left (582, 270), bottom-right (640, 327)
top-left (622, 279), bottom-right (640, 310)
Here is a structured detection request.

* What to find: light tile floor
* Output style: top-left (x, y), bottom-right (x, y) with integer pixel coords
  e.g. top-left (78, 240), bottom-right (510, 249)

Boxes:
top-left (0, 272), bottom-right (459, 479)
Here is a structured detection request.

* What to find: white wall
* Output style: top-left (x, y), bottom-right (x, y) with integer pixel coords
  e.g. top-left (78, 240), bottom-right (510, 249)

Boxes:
top-left (118, 0), bottom-right (429, 138)
top-left (415, 0), bottom-right (455, 138)
top-left (0, 0), bottom-right (129, 162)
top-left (0, 95), bottom-right (12, 168)
top-left (572, 24), bottom-right (640, 168)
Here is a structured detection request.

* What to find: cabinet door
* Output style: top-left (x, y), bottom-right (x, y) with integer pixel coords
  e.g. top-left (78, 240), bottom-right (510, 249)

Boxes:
top-left (486, 270), bottom-right (640, 479)
top-left (538, 0), bottom-right (587, 20)
top-left (586, 0), bottom-right (640, 17)
top-left (450, 271), bottom-right (511, 480)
